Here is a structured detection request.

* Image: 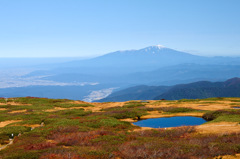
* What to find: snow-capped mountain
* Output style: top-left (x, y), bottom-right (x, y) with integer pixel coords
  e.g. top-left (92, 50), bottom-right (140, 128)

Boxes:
top-left (58, 45), bottom-right (207, 74)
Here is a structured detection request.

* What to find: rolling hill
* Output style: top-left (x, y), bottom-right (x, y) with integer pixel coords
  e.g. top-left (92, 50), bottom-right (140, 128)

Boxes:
top-left (97, 77), bottom-right (240, 102)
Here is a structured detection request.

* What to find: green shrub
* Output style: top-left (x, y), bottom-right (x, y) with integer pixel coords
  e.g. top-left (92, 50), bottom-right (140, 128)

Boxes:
top-left (159, 107), bottom-right (199, 114)
top-left (0, 126), bottom-right (31, 144)
top-left (203, 110), bottom-right (240, 122)
top-left (102, 106), bottom-right (148, 119)
top-left (54, 103), bottom-right (94, 108)
top-left (58, 109), bottom-right (92, 118)
top-left (3, 151), bottom-right (40, 159)
top-left (111, 109), bottom-right (147, 119)
top-left (201, 97), bottom-right (225, 101)
top-left (123, 101), bottom-right (145, 108)
top-left (178, 99), bottom-right (199, 102)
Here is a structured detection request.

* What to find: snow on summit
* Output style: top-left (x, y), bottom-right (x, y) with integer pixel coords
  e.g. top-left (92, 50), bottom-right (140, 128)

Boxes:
top-left (155, 45), bottom-right (166, 49)
top-left (143, 45), bottom-right (166, 53)
top-left (117, 45), bottom-right (168, 54)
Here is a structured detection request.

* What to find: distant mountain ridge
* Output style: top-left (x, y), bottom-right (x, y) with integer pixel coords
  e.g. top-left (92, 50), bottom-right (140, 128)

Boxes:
top-left (96, 77), bottom-right (240, 102)
top-left (54, 45), bottom-right (207, 74)
top-left (32, 45), bottom-right (240, 86)
top-left (2, 45), bottom-right (240, 102)
top-left (25, 45), bottom-right (240, 76)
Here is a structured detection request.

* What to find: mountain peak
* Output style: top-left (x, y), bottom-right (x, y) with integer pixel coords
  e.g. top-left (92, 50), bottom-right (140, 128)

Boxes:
top-left (117, 45), bottom-right (167, 54)
top-left (224, 77), bottom-right (240, 87)
top-left (145, 45), bottom-right (166, 50)
top-left (140, 45), bottom-right (167, 53)
top-left (154, 45), bottom-right (166, 49)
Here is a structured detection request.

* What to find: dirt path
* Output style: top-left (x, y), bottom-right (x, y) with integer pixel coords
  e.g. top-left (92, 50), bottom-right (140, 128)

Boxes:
top-left (0, 139), bottom-right (13, 151)
top-left (0, 121), bottom-right (44, 151)
top-left (0, 120), bottom-right (22, 151)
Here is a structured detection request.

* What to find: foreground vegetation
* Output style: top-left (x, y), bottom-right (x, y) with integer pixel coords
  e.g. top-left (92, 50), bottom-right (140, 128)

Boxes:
top-left (0, 97), bottom-right (240, 158)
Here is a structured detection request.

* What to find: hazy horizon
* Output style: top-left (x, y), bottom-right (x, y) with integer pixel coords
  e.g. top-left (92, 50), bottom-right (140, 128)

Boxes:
top-left (0, 45), bottom-right (240, 58)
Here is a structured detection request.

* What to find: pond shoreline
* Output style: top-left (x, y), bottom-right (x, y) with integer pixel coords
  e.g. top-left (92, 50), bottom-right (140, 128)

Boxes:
top-left (120, 112), bottom-right (204, 123)
top-left (133, 116), bottom-right (207, 129)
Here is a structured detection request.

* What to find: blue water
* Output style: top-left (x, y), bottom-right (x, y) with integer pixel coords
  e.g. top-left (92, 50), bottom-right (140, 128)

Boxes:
top-left (133, 116), bottom-right (207, 128)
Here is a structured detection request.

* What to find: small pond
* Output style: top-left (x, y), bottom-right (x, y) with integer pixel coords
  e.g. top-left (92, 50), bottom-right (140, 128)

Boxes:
top-left (133, 116), bottom-right (207, 128)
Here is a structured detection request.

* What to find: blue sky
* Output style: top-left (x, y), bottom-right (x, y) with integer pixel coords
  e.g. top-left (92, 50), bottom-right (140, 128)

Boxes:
top-left (0, 0), bottom-right (240, 57)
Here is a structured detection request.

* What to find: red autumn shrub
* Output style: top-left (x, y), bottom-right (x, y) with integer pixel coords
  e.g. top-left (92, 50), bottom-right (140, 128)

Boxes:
top-left (25, 142), bottom-right (56, 150)
top-left (40, 153), bottom-right (81, 159)
top-left (48, 130), bottom-right (112, 146)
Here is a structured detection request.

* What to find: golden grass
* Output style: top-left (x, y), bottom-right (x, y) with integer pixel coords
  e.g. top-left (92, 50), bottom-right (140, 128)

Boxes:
top-left (220, 154), bottom-right (240, 159)
top-left (196, 122), bottom-right (240, 134)
top-left (0, 102), bottom-right (31, 106)
top-left (8, 110), bottom-right (27, 114)
top-left (0, 120), bottom-right (22, 128)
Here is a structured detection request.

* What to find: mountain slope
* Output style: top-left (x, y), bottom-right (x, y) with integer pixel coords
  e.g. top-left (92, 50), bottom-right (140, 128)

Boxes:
top-left (97, 77), bottom-right (240, 102)
top-left (88, 45), bottom-right (202, 67)
top-left (24, 45), bottom-right (240, 83)
top-left (155, 77), bottom-right (240, 100)
top-left (51, 45), bottom-right (240, 74)
top-left (97, 85), bottom-right (171, 102)
top-left (34, 45), bottom-right (208, 75)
